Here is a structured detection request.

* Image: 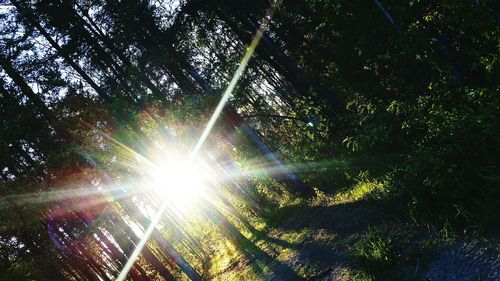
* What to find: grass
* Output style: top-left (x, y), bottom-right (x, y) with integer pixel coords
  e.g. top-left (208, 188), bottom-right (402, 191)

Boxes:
top-left (348, 229), bottom-right (395, 278)
top-left (202, 168), bottom-right (386, 279)
top-left (312, 171), bottom-right (388, 207)
top-left (173, 153), bottom-right (494, 280)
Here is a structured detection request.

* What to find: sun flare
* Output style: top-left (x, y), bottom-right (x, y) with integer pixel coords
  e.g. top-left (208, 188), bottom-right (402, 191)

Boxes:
top-left (148, 156), bottom-right (208, 213)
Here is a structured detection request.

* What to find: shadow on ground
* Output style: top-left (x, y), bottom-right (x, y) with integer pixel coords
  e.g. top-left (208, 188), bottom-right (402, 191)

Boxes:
top-left (231, 198), bottom-right (396, 280)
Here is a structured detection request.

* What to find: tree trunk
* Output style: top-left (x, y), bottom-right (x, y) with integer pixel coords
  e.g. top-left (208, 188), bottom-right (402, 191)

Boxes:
top-left (10, 0), bottom-right (115, 104)
top-left (119, 199), bottom-right (201, 281)
top-left (0, 54), bottom-right (76, 144)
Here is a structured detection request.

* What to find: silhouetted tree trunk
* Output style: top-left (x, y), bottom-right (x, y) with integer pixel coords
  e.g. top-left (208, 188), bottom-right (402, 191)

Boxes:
top-left (119, 199), bottom-right (201, 281)
top-left (0, 54), bottom-right (76, 144)
top-left (10, 0), bottom-right (115, 104)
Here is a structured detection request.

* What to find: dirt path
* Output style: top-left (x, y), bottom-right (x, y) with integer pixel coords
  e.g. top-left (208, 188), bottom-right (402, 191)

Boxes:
top-left (217, 196), bottom-right (499, 280)
top-left (424, 239), bottom-right (500, 281)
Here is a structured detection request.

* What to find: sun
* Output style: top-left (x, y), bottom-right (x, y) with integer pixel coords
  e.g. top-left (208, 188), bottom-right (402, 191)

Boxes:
top-left (148, 155), bottom-right (208, 213)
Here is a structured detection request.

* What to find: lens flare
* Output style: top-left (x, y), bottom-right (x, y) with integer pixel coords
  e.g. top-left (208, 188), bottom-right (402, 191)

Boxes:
top-left (115, 7), bottom-right (275, 281)
top-left (148, 157), bottom-right (207, 213)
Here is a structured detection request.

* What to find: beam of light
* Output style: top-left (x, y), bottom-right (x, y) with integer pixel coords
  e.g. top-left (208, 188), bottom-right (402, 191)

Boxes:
top-left (86, 122), bottom-right (156, 168)
top-left (115, 203), bottom-right (168, 281)
top-left (79, 120), bottom-right (160, 175)
top-left (115, 9), bottom-right (275, 281)
top-left (213, 159), bottom-right (333, 183)
top-left (191, 9), bottom-right (273, 159)
top-left (0, 182), bottom-right (145, 210)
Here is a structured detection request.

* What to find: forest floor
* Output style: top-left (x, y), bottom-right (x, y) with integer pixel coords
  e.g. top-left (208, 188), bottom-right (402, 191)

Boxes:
top-left (211, 178), bottom-right (500, 281)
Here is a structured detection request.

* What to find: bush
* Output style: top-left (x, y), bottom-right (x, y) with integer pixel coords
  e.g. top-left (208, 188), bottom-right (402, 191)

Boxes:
top-left (385, 88), bottom-right (500, 231)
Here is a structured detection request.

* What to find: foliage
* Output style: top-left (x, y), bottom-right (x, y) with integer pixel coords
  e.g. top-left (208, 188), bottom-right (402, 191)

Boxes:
top-left (1, 0), bottom-right (500, 279)
top-left (384, 86), bottom-right (500, 231)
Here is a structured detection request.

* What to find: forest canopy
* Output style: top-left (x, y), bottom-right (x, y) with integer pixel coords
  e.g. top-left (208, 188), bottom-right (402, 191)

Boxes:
top-left (1, 0), bottom-right (499, 280)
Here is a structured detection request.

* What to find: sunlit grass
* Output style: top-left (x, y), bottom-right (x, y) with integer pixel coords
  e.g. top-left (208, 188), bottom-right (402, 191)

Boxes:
top-left (312, 176), bottom-right (387, 206)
